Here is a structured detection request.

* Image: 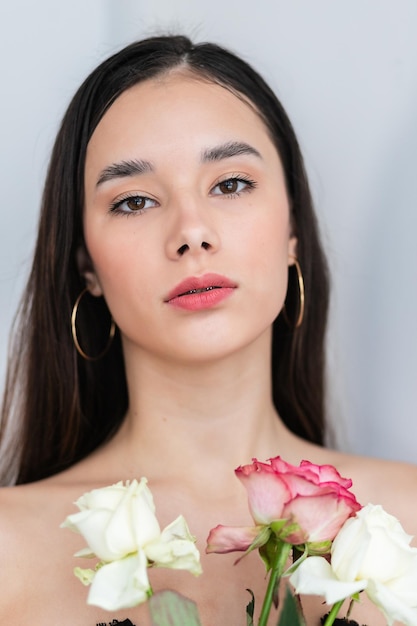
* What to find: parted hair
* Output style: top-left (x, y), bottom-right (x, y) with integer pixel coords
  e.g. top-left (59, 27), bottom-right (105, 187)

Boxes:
top-left (0, 35), bottom-right (329, 485)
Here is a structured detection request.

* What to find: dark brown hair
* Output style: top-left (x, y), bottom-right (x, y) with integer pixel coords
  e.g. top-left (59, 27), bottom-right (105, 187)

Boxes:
top-left (0, 35), bottom-right (329, 485)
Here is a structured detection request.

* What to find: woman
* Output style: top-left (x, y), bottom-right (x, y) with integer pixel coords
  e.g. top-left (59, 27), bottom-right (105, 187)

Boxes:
top-left (0, 35), bottom-right (415, 625)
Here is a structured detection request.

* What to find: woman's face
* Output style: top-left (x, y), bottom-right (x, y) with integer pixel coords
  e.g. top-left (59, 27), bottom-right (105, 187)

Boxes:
top-left (82, 72), bottom-right (297, 364)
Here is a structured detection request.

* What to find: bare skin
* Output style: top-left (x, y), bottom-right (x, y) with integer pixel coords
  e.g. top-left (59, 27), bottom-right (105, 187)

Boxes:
top-left (1, 73), bottom-right (416, 625)
top-left (1, 410), bottom-right (415, 626)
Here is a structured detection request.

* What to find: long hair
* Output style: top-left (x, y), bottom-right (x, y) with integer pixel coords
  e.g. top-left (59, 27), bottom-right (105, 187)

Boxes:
top-left (0, 35), bottom-right (329, 485)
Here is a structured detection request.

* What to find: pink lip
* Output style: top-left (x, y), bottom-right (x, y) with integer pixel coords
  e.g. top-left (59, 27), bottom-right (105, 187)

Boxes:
top-left (165, 273), bottom-right (237, 311)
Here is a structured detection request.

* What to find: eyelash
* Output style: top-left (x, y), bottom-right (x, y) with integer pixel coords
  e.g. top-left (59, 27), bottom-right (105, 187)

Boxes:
top-left (109, 194), bottom-right (157, 216)
top-left (210, 175), bottom-right (257, 198)
top-left (108, 175), bottom-right (258, 216)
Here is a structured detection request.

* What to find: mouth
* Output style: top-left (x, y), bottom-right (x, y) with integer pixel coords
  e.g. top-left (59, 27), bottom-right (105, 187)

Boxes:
top-left (165, 274), bottom-right (237, 310)
top-left (179, 285), bottom-right (221, 296)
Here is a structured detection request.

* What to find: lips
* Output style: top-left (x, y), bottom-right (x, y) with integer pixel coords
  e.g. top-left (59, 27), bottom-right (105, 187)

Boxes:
top-left (165, 273), bottom-right (237, 311)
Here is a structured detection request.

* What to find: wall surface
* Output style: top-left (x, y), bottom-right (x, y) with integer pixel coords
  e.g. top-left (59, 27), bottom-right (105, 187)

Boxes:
top-left (1, 0), bottom-right (416, 462)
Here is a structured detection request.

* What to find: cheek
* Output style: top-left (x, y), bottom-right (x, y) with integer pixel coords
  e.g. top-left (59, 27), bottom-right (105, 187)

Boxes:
top-left (85, 217), bottom-right (143, 274)
top-left (236, 213), bottom-right (291, 319)
top-left (83, 223), bottom-right (152, 305)
top-left (238, 207), bottom-right (292, 271)
top-left (85, 233), bottom-right (121, 287)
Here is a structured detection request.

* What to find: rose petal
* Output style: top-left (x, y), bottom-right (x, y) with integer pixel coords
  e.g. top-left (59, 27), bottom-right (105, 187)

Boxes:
top-left (74, 486), bottom-right (122, 512)
top-left (366, 578), bottom-right (417, 626)
top-left (300, 460), bottom-right (353, 489)
top-left (270, 457), bottom-right (321, 487)
top-left (87, 551), bottom-right (150, 610)
top-left (145, 515), bottom-right (202, 576)
top-left (236, 462), bottom-right (290, 524)
top-left (387, 555), bottom-right (417, 603)
top-left (283, 492), bottom-right (359, 544)
top-left (290, 556), bottom-right (367, 604)
top-left (330, 514), bottom-right (372, 581)
top-left (206, 524), bottom-right (261, 554)
top-left (331, 504), bottom-right (417, 583)
top-left (159, 515), bottom-right (195, 543)
top-left (107, 480), bottom-right (160, 553)
top-left (67, 509), bottom-right (122, 561)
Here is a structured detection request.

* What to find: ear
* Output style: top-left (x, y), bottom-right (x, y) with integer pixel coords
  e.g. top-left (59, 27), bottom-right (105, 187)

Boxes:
top-left (76, 246), bottom-right (103, 297)
top-left (288, 235), bottom-right (298, 265)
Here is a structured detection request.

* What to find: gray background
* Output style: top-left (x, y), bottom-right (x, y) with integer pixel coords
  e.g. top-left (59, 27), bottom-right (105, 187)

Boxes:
top-left (1, 0), bottom-right (416, 462)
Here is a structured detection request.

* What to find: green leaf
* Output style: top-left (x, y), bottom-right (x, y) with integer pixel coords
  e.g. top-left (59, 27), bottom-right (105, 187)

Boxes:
top-left (246, 588), bottom-right (255, 626)
top-left (269, 519), bottom-right (288, 535)
top-left (306, 539), bottom-right (332, 556)
top-left (276, 587), bottom-right (305, 626)
top-left (149, 590), bottom-right (202, 626)
top-left (235, 526), bottom-right (272, 567)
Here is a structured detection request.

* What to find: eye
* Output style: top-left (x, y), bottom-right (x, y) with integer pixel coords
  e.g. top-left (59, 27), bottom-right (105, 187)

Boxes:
top-left (109, 194), bottom-right (158, 215)
top-left (210, 175), bottom-right (257, 198)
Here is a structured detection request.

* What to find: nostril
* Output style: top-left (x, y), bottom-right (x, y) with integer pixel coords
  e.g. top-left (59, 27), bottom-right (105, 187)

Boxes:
top-left (177, 244), bottom-right (189, 256)
top-left (201, 241), bottom-right (210, 250)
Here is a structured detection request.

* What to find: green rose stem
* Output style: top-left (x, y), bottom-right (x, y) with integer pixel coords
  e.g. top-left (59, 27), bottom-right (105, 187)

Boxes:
top-left (322, 599), bottom-right (344, 626)
top-left (258, 541), bottom-right (292, 626)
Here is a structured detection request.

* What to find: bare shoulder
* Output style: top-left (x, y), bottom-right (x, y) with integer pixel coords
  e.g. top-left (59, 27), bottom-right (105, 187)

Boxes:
top-left (0, 471), bottom-right (107, 551)
top-left (0, 477), bottom-right (83, 527)
top-left (0, 482), bottom-right (61, 616)
top-left (0, 475), bottom-right (112, 623)
top-left (0, 482), bottom-right (53, 552)
top-left (0, 480), bottom-right (78, 576)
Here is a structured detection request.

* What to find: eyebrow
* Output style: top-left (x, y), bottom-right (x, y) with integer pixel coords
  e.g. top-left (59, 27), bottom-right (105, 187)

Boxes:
top-left (201, 141), bottom-right (262, 162)
top-left (96, 159), bottom-right (154, 187)
top-left (95, 141), bottom-right (261, 187)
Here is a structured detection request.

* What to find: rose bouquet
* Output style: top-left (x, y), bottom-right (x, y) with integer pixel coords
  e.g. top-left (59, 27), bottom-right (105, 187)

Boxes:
top-left (206, 456), bottom-right (361, 625)
top-left (62, 459), bottom-right (417, 625)
top-left (207, 457), bottom-right (417, 625)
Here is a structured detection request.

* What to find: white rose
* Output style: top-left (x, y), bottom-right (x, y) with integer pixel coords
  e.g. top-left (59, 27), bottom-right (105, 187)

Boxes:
top-left (62, 478), bottom-right (201, 610)
top-left (290, 504), bottom-right (417, 626)
top-left (63, 478), bottom-right (161, 562)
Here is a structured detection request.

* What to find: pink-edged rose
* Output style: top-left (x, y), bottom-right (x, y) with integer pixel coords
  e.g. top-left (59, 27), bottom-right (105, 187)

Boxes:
top-left (207, 456), bottom-right (361, 556)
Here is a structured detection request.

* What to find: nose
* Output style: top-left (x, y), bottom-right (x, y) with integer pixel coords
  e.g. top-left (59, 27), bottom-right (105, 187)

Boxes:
top-left (165, 195), bottom-right (221, 260)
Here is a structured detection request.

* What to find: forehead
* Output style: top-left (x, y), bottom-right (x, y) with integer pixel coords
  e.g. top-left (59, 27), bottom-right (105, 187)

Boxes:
top-left (86, 72), bottom-right (277, 164)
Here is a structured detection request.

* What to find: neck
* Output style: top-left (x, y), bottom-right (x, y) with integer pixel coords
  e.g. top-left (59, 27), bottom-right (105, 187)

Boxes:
top-left (106, 329), bottom-right (293, 483)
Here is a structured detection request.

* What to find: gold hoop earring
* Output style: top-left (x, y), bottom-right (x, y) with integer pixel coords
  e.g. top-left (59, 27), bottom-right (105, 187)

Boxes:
top-left (71, 288), bottom-right (116, 361)
top-left (283, 258), bottom-right (305, 329)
